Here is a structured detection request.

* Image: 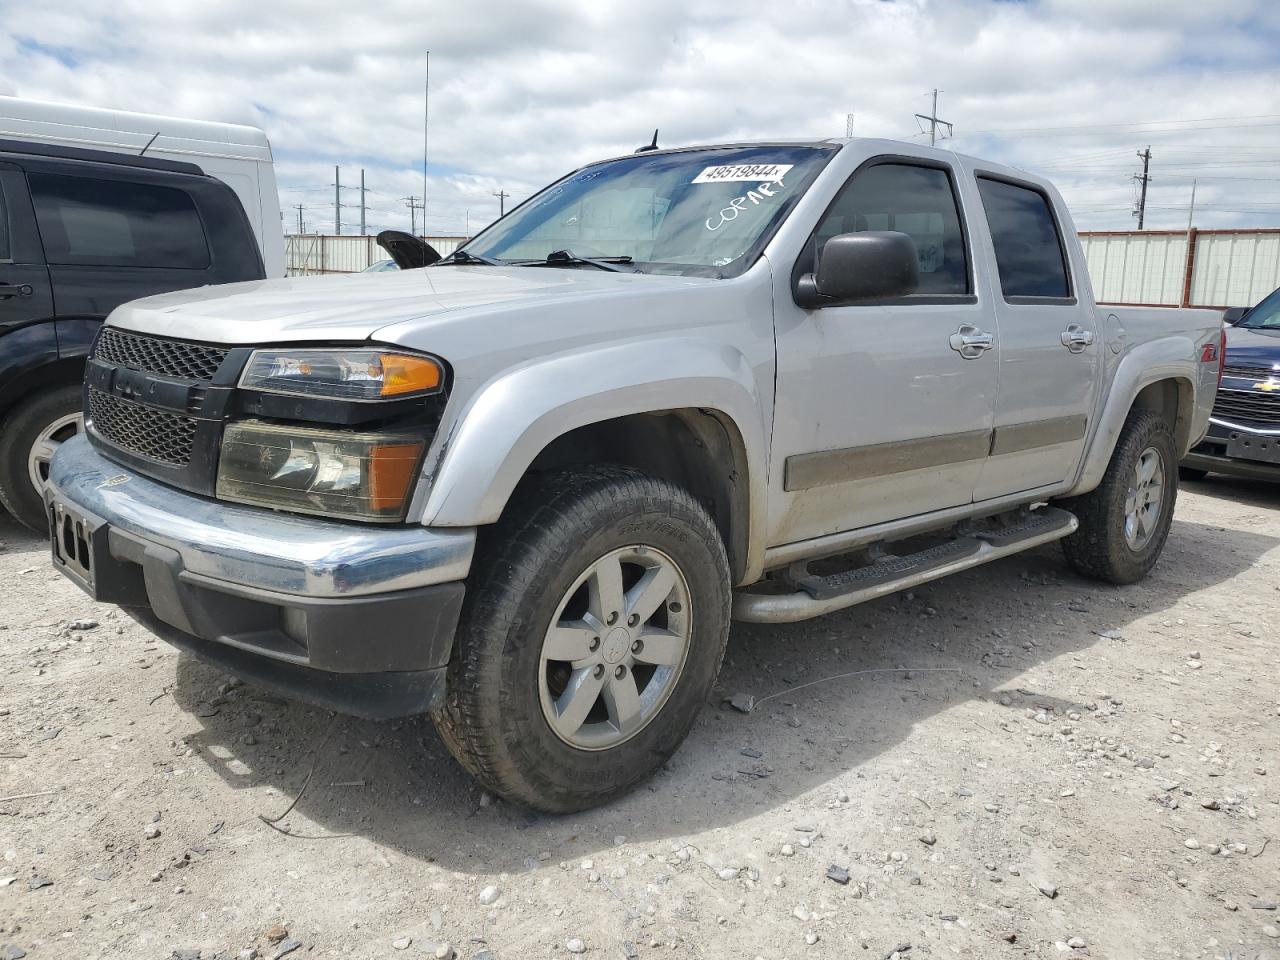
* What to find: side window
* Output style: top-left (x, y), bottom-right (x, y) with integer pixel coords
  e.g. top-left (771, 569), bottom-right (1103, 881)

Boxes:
top-left (0, 179), bottom-right (10, 261)
top-left (814, 162), bottom-right (969, 295)
top-left (27, 172), bottom-right (210, 269)
top-left (976, 177), bottom-right (1071, 300)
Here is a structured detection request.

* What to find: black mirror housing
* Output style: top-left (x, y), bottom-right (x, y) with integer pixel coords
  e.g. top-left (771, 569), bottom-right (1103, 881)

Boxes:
top-left (795, 231), bottom-right (920, 308)
top-left (1222, 306), bottom-right (1251, 325)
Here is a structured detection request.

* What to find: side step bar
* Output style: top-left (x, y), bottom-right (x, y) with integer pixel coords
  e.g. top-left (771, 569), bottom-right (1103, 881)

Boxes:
top-left (733, 507), bottom-right (1078, 624)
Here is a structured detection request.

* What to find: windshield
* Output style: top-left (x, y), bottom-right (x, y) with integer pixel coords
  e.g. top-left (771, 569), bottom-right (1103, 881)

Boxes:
top-left (459, 144), bottom-right (837, 278)
top-left (1241, 288), bottom-right (1280, 329)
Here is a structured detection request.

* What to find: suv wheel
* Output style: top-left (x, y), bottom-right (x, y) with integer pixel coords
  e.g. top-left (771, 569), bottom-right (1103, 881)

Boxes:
top-left (433, 465), bottom-right (731, 812)
top-left (0, 385), bottom-right (84, 532)
top-left (1059, 409), bottom-right (1178, 585)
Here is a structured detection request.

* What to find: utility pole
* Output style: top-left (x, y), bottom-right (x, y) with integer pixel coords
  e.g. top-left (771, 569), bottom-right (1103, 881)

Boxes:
top-left (1186, 178), bottom-right (1197, 232)
top-left (359, 169), bottom-right (367, 236)
top-left (402, 196), bottom-right (423, 235)
top-left (1133, 146), bottom-right (1152, 230)
top-left (334, 165), bottom-right (341, 235)
top-left (294, 204), bottom-right (304, 235)
top-left (493, 189), bottom-right (510, 217)
top-left (915, 89), bottom-right (953, 147)
top-left (845, 113), bottom-right (855, 138)
top-left (423, 51), bottom-right (430, 231)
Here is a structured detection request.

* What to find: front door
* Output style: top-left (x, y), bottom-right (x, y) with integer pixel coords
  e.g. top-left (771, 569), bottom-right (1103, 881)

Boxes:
top-left (769, 158), bottom-right (999, 546)
top-left (966, 174), bottom-right (1100, 500)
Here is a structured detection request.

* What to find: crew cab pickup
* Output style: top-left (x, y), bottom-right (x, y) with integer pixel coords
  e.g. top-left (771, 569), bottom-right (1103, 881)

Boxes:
top-left (45, 138), bottom-right (1224, 812)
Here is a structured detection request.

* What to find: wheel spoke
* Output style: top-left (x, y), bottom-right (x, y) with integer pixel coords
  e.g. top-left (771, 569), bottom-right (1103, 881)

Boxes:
top-left (626, 562), bottom-right (677, 624)
top-left (1138, 453), bottom-right (1157, 485)
top-left (633, 627), bottom-right (685, 666)
top-left (31, 436), bottom-right (60, 465)
top-left (543, 621), bottom-right (598, 662)
top-left (588, 554), bottom-right (625, 624)
top-left (602, 671), bottom-right (643, 735)
top-left (1138, 507), bottom-right (1154, 537)
top-left (554, 667), bottom-right (605, 734)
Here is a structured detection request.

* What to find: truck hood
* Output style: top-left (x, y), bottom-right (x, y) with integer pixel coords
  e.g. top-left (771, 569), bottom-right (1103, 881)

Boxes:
top-left (105, 266), bottom-right (711, 345)
top-left (1225, 323), bottom-right (1280, 372)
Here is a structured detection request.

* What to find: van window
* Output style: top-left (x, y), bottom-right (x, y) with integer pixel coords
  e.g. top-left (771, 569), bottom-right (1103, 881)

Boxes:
top-left (28, 173), bottom-right (210, 269)
top-left (814, 162), bottom-right (970, 295)
top-left (0, 181), bottom-right (9, 261)
top-left (976, 177), bottom-right (1071, 300)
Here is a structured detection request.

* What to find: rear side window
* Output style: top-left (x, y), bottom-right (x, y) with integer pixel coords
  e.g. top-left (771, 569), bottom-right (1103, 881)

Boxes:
top-left (976, 177), bottom-right (1071, 300)
top-left (0, 181), bottom-right (9, 260)
top-left (28, 172), bottom-right (210, 269)
top-left (815, 162), bottom-right (970, 296)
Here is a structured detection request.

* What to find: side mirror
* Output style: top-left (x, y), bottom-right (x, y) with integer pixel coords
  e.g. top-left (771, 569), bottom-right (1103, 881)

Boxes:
top-left (795, 231), bottom-right (920, 308)
top-left (1222, 306), bottom-right (1251, 325)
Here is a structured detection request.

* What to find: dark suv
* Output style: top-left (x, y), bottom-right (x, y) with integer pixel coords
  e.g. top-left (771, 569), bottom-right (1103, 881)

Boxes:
top-left (0, 139), bottom-right (265, 530)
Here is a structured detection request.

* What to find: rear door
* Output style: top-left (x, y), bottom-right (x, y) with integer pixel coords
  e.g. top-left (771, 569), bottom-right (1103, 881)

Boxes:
top-left (967, 173), bottom-right (1100, 500)
top-left (0, 162), bottom-right (55, 335)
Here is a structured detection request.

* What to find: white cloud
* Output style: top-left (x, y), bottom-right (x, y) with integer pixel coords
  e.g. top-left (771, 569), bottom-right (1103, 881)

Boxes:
top-left (2, 0), bottom-right (1279, 234)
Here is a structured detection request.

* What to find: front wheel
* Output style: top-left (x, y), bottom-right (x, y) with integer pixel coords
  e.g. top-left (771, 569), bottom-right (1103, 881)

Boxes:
top-left (432, 465), bottom-right (731, 812)
top-left (1059, 409), bottom-right (1178, 585)
top-left (0, 385), bottom-right (85, 532)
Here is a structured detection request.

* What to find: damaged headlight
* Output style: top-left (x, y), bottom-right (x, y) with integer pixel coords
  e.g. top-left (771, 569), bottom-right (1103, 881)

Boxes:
top-left (239, 348), bottom-right (444, 401)
top-left (216, 421), bottom-right (425, 522)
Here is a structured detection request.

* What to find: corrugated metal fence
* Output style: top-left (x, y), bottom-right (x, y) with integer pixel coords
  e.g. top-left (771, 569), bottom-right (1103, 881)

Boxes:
top-left (285, 235), bottom-right (467, 276)
top-left (1080, 229), bottom-right (1280, 309)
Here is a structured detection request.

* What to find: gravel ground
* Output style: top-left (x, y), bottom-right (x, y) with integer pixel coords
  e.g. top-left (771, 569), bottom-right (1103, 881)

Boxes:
top-left (1, 476), bottom-right (1279, 960)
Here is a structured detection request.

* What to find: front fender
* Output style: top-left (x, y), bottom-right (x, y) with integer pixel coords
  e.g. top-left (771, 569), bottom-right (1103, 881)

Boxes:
top-left (416, 337), bottom-right (770, 568)
top-left (1070, 335), bottom-right (1207, 495)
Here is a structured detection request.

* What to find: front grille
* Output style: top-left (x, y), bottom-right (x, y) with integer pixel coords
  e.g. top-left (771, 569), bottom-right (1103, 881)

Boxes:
top-left (93, 327), bottom-right (228, 381)
top-left (88, 387), bottom-right (198, 465)
top-left (1213, 386), bottom-right (1280, 426)
top-left (1224, 364), bottom-right (1278, 379)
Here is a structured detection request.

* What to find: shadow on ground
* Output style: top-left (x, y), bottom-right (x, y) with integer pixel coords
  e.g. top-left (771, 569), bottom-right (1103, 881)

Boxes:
top-left (156, 514), bottom-right (1277, 875)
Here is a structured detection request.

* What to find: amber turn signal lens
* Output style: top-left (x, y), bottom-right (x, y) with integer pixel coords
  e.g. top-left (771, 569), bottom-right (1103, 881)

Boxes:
top-left (380, 354), bottom-right (442, 396)
top-left (368, 441), bottom-right (426, 511)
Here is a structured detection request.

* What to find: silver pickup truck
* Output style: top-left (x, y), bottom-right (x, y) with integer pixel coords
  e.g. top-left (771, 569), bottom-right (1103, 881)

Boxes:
top-left (45, 138), bottom-right (1224, 812)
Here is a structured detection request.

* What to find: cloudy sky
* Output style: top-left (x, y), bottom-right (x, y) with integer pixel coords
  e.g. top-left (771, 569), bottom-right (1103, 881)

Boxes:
top-left (3, 0), bottom-right (1279, 237)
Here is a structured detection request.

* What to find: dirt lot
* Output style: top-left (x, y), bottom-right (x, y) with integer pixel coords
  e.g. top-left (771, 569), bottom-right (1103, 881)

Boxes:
top-left (2, 476), bottom-right (1279, 960)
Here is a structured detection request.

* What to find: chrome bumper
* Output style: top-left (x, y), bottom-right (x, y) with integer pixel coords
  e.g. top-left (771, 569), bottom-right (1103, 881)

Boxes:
top-left (46, 434), bottom-right (475, 598)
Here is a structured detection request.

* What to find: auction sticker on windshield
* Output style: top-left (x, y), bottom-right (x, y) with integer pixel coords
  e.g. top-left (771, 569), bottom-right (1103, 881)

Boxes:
top-left (692, 163), bottom-right (793, 184)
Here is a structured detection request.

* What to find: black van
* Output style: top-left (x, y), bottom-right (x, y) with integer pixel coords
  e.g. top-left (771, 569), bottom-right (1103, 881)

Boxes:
top-left (0, 139), bottom-right (265, 530)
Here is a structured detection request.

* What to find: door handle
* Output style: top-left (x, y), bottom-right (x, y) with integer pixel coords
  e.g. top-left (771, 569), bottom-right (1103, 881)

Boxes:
top-left (949, 324), bottom-right (995, 359)
top-left (0, 283), bottom-right (34, 300)
top-left (1061, 323), bottom-right (1095, 353)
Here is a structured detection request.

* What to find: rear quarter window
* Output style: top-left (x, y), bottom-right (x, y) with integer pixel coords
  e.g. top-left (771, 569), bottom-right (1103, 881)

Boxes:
top-left (28, 172), bottom-right (211, 269)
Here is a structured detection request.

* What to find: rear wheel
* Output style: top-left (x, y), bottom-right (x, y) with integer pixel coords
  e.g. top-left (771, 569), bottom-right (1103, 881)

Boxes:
top-left (0, 385), bottom-right (84, 532)
top-left (1059, 409), bottom-right (1177, 585)
top-left (432, 465), bottom-right (731, 812)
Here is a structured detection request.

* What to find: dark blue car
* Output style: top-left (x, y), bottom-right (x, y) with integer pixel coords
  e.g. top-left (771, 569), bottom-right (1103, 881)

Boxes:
top-left (1183, 287), bottom-right (1280, 481)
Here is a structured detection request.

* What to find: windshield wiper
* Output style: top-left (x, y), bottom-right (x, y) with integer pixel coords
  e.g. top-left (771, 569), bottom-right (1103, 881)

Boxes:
top-left (516, 249), bottom-right (637, 273)
top-left (436, 249), bottom-right (501, 266)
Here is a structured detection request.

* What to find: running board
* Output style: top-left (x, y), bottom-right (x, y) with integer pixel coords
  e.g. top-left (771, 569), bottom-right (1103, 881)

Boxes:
top-left (733, 507), bottom-right (1078, 624)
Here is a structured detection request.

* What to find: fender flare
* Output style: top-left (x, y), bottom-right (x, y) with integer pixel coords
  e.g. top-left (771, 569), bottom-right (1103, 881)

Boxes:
top-left (1070, 337), bottom-right (1202, 495)
top-left (416, 337), bottom-right (770, 579)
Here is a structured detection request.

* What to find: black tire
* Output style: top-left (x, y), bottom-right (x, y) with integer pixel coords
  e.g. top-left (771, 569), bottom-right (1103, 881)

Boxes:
top-left (1178, 466), bottom-right (1209, 482)
top-left (0, 385), bottom-right (83, 532)
top-left (1058, 409), bottom-right (1178, 585)
top-left (432, 464), bottom-right (731, 813)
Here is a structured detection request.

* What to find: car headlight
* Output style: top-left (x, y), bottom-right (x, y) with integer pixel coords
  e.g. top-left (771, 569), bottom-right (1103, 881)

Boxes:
top-left (216, 421), bottom-right (425, 522)
top-left (239, 348), bottom-right (444, 401)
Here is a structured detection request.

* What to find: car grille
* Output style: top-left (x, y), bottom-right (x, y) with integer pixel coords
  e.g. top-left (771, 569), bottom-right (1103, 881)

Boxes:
top-left (1213, 386), bottom-right (1280, 426)
top-left (1223, 364), bottom-right (1278, 379)
top-left (93, 327), bottom-right (228, 381)
top-left (87, 387), bottom-right (198, 466)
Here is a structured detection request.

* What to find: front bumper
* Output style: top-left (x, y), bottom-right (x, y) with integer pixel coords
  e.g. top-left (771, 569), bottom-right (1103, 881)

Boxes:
top-left (1183, 417), bottom-right (1280, 482)
top-left (46, 435), bottom-right (476, 718)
